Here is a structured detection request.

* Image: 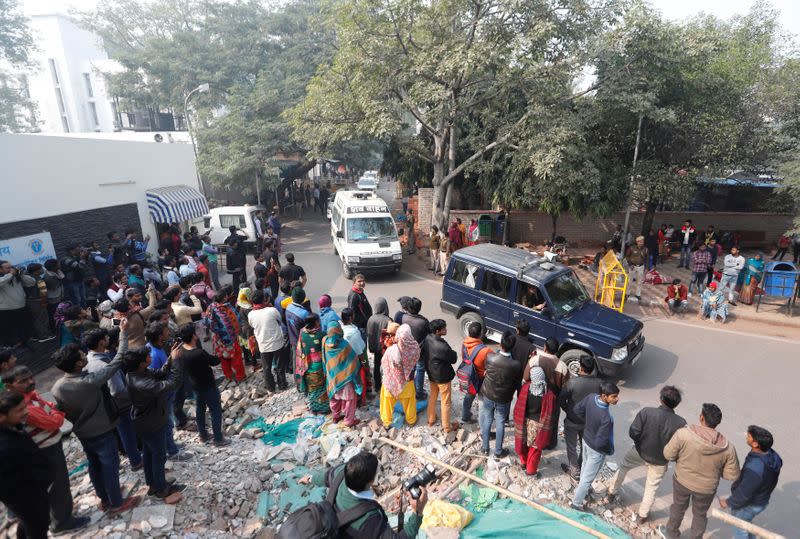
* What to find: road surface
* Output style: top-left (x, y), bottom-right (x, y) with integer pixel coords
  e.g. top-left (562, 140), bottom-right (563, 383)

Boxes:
top-left (281, 181), bottom-right (799, 537)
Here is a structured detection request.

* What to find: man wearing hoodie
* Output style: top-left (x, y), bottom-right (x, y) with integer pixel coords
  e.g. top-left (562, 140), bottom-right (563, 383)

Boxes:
top-left (660, 403), bottom-right (740, 539)
top-left (719, 426), bottom-right (782, 538)
top-left (460, 322), bottom-right (491, 424)
top-left (366, 297), bottom-right (390, 392)
top-left (393, 297), bottom-right (429, 399)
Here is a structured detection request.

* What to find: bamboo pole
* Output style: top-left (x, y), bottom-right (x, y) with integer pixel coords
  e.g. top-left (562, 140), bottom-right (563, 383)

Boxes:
top-left (709, 508), bottom-right (786, 539)
top-left (379, 437), bottom-right (612, 539)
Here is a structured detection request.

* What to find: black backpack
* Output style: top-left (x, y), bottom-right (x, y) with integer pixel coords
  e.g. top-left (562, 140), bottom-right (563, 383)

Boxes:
top-left (277, 471), bottom-right (385, 539)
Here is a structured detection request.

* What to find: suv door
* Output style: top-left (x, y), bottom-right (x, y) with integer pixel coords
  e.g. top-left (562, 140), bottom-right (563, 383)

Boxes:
top-left (510, 279), bottom-right (557, 348)
top-left (478, 268), bottom-right (514, 336)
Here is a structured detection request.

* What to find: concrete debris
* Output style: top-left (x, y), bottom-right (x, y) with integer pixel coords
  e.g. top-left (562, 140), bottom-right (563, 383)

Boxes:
top-left (12, 371), bottom-right (645, 539)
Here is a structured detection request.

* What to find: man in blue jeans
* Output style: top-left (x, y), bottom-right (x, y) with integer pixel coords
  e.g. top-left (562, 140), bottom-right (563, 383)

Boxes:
top-left (125, 345), bottom-right (186, 498)
top-left (175, 323), bottom-right (230, 445)
top-left (84, 328), bottom-right (142, 471)
top-left (51, 327), bottom-right (141, 515)
top-left (571, 382), bottom-right (620, 511)
top-left (719, 426), bottom-right (782, 538)
top-left (145, 322), bottom-right (191, 461)
top-left (479, 331), bottom-right (522, 457)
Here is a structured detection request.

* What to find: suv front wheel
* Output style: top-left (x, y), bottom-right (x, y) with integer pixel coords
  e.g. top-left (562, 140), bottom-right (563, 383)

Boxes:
top-left (560, 349), bottom-right (592, 378)
top-left (458, 311), bottom-right (485, 339)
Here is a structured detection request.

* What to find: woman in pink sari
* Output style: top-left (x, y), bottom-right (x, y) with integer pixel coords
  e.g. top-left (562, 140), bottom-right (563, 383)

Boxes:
top-left (378, 324), bottom-right (420, 427)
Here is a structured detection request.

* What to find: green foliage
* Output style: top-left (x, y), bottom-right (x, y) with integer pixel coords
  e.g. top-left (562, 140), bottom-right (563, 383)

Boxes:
top-left (0, 0), bottom-right (36, 132)
top-left (81, 0), bottom-right (336, 191)
top-left (289, 0), bottom-right (615, 226)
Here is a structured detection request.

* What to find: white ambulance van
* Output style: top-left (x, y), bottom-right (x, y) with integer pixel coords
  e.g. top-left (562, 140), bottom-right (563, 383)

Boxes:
top-left (330, 191), bottom-right (402, 278)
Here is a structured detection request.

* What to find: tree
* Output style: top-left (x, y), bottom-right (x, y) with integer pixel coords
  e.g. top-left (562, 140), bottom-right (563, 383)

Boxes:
top-left (590, 2), bottom-right (795, 236)
top-left (81, 0), bottom-right (335, 193)
top-left (0, 0), bottom-right (36, 132)
top-left (288, 0), bottom-right (613, 228)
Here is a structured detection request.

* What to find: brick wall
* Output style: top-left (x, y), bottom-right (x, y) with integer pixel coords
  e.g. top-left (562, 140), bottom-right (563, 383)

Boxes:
top-left (505, 211), bottom-right (794, 247)
top-left (0, 203), bottom-right (143, 259)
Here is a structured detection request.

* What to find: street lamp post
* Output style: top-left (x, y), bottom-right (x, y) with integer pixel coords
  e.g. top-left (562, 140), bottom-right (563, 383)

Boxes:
top-left (620, 113), bottom-right (643, 257)
top-left (184, 83), bottom-right (210, 196)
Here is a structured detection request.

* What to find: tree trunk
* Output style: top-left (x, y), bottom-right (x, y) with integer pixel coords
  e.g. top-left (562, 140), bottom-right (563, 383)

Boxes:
top-left (551, 213), bottom-right (558, 242)
top-left (641, 201), bottom-right (657, 237)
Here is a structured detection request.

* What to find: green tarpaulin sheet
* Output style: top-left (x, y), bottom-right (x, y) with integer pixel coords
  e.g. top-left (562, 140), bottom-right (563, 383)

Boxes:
top-left (245, 416), bottom-right (323, 446)
top-left (460, 498), bottom-right (631, 538)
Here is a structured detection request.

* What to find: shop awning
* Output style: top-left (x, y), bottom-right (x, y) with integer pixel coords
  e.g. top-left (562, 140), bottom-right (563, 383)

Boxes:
top-left (146, 185), bottom-right (209, 224)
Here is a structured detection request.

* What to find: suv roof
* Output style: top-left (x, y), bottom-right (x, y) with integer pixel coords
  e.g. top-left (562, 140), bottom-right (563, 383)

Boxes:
top-left (453, 244), bottom-right (569, 284)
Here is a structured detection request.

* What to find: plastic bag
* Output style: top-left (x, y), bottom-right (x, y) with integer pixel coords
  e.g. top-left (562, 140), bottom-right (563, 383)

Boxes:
top-left (421, 499), bottom-right (473, 531)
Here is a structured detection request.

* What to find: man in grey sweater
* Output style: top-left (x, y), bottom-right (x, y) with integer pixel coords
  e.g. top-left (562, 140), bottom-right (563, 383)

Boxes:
top-left (51, 318), bottom-right (141, 515)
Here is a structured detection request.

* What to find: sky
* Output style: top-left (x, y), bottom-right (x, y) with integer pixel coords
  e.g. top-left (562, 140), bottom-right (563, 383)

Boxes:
top-left (21, 0), bottom-right (800, 38)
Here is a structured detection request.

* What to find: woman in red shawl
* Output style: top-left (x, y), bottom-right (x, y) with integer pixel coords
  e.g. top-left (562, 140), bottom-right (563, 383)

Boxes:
top-left (204, 288), bottom-right (245, 382)
top-left (448, 222), bottom-right (463, 251)
top-left (378, 324), bottom-right (419, 427)
top-left (513, 366), bottom-right (556, 476)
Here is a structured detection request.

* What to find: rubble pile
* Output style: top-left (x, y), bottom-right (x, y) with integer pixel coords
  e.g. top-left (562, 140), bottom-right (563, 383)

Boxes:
top-left (3, 371), bottom-right (648, 538)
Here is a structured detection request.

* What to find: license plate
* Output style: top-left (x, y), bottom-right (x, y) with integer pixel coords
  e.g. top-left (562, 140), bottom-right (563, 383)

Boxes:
top-left (631, 351), bottom-right (642, 365)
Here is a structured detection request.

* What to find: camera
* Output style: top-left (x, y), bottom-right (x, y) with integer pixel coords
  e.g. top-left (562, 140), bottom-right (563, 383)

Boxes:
top-left (112, 318), bottom-right (121, 326)
top-left (402, 464), bottom-right (436, 500)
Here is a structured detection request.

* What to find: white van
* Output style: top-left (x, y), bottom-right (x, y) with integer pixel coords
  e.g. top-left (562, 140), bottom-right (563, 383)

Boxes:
top-left (357, 176), bottom-right (378, 191)
top-left (330, 191), bottom-right (402, 278)
top-left (203, 205), bottom-right (266, 248)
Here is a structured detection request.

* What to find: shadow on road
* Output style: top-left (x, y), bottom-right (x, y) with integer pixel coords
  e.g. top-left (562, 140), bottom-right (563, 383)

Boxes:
top-left (617, 342), bottom-right (679, 391)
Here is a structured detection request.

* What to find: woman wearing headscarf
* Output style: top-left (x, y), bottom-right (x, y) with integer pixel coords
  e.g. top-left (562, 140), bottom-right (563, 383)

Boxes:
top-left (296, 314), bottom-right (330, 414)
top-left (204, 288), bottom-right (245, 382)
top-left (322, 320), bottom-right (361, 427)
top-left (448, 221), bottom-right (463, 251)
top-left (700, 282), bottom-right (728, 323)
top-left (318, 294), bottom-right (340, 331)
top-left (379, 324), bottom-right (420, 428)
top-left (513, 366), bottom-right (556, 476)
top-left (738, 252), bottom-right (765, 305)
top-left (467, 219), bottom-right (479, 246)
top-left (236, 287), bottom-right (259, 372)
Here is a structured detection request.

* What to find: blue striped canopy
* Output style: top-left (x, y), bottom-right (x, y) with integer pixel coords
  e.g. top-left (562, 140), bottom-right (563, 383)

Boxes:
top-left (146, 185), bottom-right (209, 224)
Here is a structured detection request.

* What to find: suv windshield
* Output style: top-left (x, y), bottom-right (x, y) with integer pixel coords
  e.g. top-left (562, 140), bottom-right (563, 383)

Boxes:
top-left (544, 271), bottom-right (590, 316)
top-left (346, 217), bottom-right (396, 241)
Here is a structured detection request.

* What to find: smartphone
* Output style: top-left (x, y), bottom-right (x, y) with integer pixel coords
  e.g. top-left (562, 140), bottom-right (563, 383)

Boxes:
top-left (112, 318), bottom-right (121, 326)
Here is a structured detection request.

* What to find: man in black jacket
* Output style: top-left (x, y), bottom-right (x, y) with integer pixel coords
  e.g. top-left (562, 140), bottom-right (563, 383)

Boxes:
top-left (347, 274), bottom-right (373, 331)
top-left (607, 385), bottom-right (686, 524)
top-left (124, 346), bottom-right (185, 499)
top-left (423, 319), bottom-right (458, 433)
top-left (225, 237), bottom-right (247, 291)
top-left (479, 331), bottom-right (523, 457)
top-left (366, 297), bottom-right (390, 392)
top-left (394, 297), bottom-right (430, 399)
top-left (559, 355), bottom-right (602, 480)
top-left (0, 390), bottom-right (52, 539)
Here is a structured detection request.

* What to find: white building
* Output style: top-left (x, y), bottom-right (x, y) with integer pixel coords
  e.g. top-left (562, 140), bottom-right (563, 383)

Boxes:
top-left (21, 12), bottom-right (118, 133)
top-left (0, 133), bottom-right (207, 260)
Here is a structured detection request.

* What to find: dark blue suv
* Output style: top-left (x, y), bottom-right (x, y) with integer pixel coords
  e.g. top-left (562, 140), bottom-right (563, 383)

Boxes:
top-left (440, 244), bottom-right (644, 378)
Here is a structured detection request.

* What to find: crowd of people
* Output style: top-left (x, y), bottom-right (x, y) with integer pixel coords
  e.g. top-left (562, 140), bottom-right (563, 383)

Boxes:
top-left (587, 219), bottom-right (796, 323)
top-left (425, 217), bottom-right (480, 275)
top-left (0, 214), bottom-right (787, 539)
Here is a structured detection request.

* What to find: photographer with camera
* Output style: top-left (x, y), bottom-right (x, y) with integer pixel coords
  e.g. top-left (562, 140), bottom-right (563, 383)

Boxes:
top-left (286, 451), bottom-right (427, 538)
top-left (0, 260), bottom-right (35, 347)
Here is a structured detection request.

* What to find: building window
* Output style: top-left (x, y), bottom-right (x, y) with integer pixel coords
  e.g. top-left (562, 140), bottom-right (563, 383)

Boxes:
top-left (89, 102), bottom-right (99, 127)
top-left (83, 73), bottom-right (94, 97)
top-left (48, 59), bottom-right (59, 85)
top-left (49, 58), bottom-right (69, 132)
